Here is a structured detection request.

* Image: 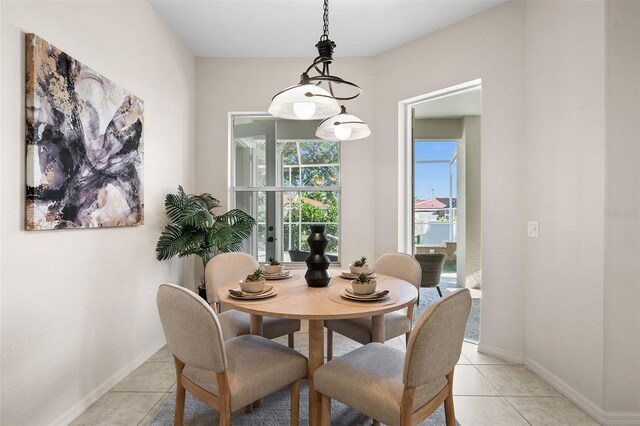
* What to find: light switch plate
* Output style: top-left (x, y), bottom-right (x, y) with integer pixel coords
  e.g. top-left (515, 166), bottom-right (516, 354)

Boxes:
top-left (528, 221), bottom-right (539, 238)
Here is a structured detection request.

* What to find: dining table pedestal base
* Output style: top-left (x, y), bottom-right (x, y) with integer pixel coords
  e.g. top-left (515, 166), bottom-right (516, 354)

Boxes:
top-left (308, 319), bottom-right (325, 426)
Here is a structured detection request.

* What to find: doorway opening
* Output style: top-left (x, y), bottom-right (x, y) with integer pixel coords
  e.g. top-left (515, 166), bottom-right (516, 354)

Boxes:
top-left (400, 80), bottom-right (482, 343)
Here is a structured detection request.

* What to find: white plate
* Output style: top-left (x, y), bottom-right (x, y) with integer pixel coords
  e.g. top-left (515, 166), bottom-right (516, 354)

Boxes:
top-left (340, 289), bottom-right (389, 302)
top-left (340, 271), bottom-right (377, 280)
top-left (344, 288), bottom-right (389, 299)
top-left (262, 270), bottom-right (292, 280)
top-left (228, 286), bottom-right (277, 300)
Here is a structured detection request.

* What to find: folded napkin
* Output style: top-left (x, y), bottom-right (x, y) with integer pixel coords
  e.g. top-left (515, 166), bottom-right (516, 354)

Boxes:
top-left (262, 271), bottom-right (289, 276)
top-left (345, 289), bottom-right (389, 299)
top-left (229, 286), bottom-right (272, 297)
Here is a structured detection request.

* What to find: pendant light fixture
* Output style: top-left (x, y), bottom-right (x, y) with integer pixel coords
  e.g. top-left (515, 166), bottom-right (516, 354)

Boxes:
top-left (315, 105), bottom-right (371, 141)
top-left (268, 0), bottom-right (371, 140)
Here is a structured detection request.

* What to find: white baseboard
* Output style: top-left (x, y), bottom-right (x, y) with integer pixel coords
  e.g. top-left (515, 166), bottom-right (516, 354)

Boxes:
top-left (525, 356), bottom-right (640, 426)
top-left (53, 339), bottom-right (167, 425)
top-left (477, 342), bottom-right (524, 363)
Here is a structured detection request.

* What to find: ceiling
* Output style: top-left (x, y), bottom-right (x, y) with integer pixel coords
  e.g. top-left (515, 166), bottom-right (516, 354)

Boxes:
top-left (150, 0), bottom-right (507, 57)
top-left (413, 86), bottom-right (481, 118)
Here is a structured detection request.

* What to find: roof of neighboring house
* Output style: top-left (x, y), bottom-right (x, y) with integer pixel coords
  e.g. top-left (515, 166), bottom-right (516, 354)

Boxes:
top-left (283, 193), bottom-right (327, 208)
top-left (415, 197), bottom-right (457, 210)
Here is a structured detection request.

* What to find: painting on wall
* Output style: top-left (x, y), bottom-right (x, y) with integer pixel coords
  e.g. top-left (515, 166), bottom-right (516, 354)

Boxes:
top-left (25, 33), bottom-right (144, 231)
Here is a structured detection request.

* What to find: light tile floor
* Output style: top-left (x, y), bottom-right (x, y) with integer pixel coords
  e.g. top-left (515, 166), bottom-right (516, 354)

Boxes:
top-left (72, 336), bottom-right (599, 425)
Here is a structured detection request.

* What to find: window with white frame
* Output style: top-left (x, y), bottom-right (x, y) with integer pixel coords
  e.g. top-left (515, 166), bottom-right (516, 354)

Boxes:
top-left (231, 115), bottom-right (341, 263)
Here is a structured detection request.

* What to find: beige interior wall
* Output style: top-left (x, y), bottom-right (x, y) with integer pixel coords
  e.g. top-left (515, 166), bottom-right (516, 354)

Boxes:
top-left (462, 116), bottom-right (481, 289)
top-left (413, 117), bottom-right (463, 139)
top-left (523, 0), bottom-right (605, 409)
top-left (0, 2), bottom-right (195, 424)
top-left (603, 0), bottom-right (640, 413)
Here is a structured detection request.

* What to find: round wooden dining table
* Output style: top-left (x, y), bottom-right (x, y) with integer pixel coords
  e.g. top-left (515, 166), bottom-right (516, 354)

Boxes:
top-left (217, 267), bottom-right (418, 426)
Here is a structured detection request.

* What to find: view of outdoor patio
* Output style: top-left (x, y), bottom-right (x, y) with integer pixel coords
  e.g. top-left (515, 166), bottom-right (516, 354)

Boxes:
top-left (414, 141), bottom-right (458, 273)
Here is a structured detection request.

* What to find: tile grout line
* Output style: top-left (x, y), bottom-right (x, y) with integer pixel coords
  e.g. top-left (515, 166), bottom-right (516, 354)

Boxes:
top-left (502, 396), bottom-right (534, 426)
top-left (468, 362), bottom-right (502, 395)
top-left (470, 356), bottom-right (574, 425)
top-left (137, 390), bottom-right (173, 426)
top-left (469, 360), bottom-right (538, 424)
top-left (470, 362), bottom-right (534, 425)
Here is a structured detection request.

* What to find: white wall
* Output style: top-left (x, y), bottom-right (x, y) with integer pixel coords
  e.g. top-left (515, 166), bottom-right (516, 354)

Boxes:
top-left (462, 116), bottom-right (481, 290)
top-left (373, 0), bottom-right (527, 361)
top-left (523, 0), bottom-right (606, 409)
top-left (0, 2), bottom-right (195, 424)
top-left (195, 57), bottom-right (375, 269)
top-left (603, 0), bottom-right (640, 414)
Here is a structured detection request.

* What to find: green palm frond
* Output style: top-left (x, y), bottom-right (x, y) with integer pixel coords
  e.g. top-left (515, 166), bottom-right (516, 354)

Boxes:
top-left (193, 193), bottom-right (221, 212)
top-left (212, 210), bottom-right (256, 252)
top-left (217, 209), bottom-right (256, 235)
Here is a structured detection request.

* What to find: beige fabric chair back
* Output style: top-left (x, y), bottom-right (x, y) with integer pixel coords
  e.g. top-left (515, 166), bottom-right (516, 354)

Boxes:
top-left (403, 289), bottom-right (471, 387)
top-left (157, 283), bottom-right (227, 372)
top-left (374, 252), bottom-right (421, 290)
top-left (205, 252), bottom-right (259, 304)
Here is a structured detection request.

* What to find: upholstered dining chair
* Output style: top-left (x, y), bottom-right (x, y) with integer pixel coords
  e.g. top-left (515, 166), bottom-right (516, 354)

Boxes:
top-left (314, 289), bottom-right (471, 426)
top-left (205, 252), bottom-right (300, 347)
top-left (414, 253), bottom-right (447, 301)
top-left (157, 283), bottom-right (307, 426)
top-left (325, 252), bottom-right (421, 360)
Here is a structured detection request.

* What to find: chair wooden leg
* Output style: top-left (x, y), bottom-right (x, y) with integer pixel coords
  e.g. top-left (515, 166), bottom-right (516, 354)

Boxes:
top-left (405, 332), bottom-right (411, 347)
top-left (444, 371), bottom-right (455, 426)
top-left (326, 329), bottom-right (333, 361)
top-left (219, 409), bottom-right (231, 426)
top-left (372, 420), bottom-right (380, 426)
top-left (436, 286), bottom-right (443, 297)
top-left (400, 387), bottom-right (416, 426)
top-left (244, 403), bottom-right (253, 414)
top-left (174, 381), bottom-right (185, 426)
top-left (173, 356), bottom-right (186, 426)
top-left (320, 393), bottom-right (331, 426)
top-left (290, 380), bottom-right (300, 426)
top-left (288, 333), bottom-right (295, 349)
top-left (217, 372), bottom-right (232, 426)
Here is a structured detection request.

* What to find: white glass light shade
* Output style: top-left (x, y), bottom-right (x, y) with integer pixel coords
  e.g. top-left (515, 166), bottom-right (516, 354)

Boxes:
top-left (268, 84), bottom-right (341, 120)
top-left (315, 112), bottom-right (371, 141)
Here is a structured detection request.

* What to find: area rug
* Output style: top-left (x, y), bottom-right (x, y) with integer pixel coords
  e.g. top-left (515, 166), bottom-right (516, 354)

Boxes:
top-left (414, 275), bottom-right (480, 342)
top-left (150, 380), bottom-right (454, 426)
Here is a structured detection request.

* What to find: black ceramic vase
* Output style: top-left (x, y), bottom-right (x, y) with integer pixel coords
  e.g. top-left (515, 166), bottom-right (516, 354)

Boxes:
top-left (304, 225), bottom-right (331, 287)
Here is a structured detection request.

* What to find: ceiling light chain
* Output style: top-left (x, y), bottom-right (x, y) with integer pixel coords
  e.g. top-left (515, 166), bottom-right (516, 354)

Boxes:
top-left (321, 0), bottom-right (330, 41)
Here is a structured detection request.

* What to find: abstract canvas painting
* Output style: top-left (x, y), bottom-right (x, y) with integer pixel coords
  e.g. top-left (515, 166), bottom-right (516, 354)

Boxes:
top-left (25, 34), bottom-right (144, 230)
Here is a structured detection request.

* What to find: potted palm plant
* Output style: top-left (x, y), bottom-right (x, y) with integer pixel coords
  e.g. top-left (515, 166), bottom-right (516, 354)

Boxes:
top-left (155, 186), bottom-right (257, 299)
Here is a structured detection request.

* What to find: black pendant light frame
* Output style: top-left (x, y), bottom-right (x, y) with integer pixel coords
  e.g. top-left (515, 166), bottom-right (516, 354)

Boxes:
top-left (318, 105), bottom-right (366, 127)
top-left (271, 0), bottom-right (362, 103)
